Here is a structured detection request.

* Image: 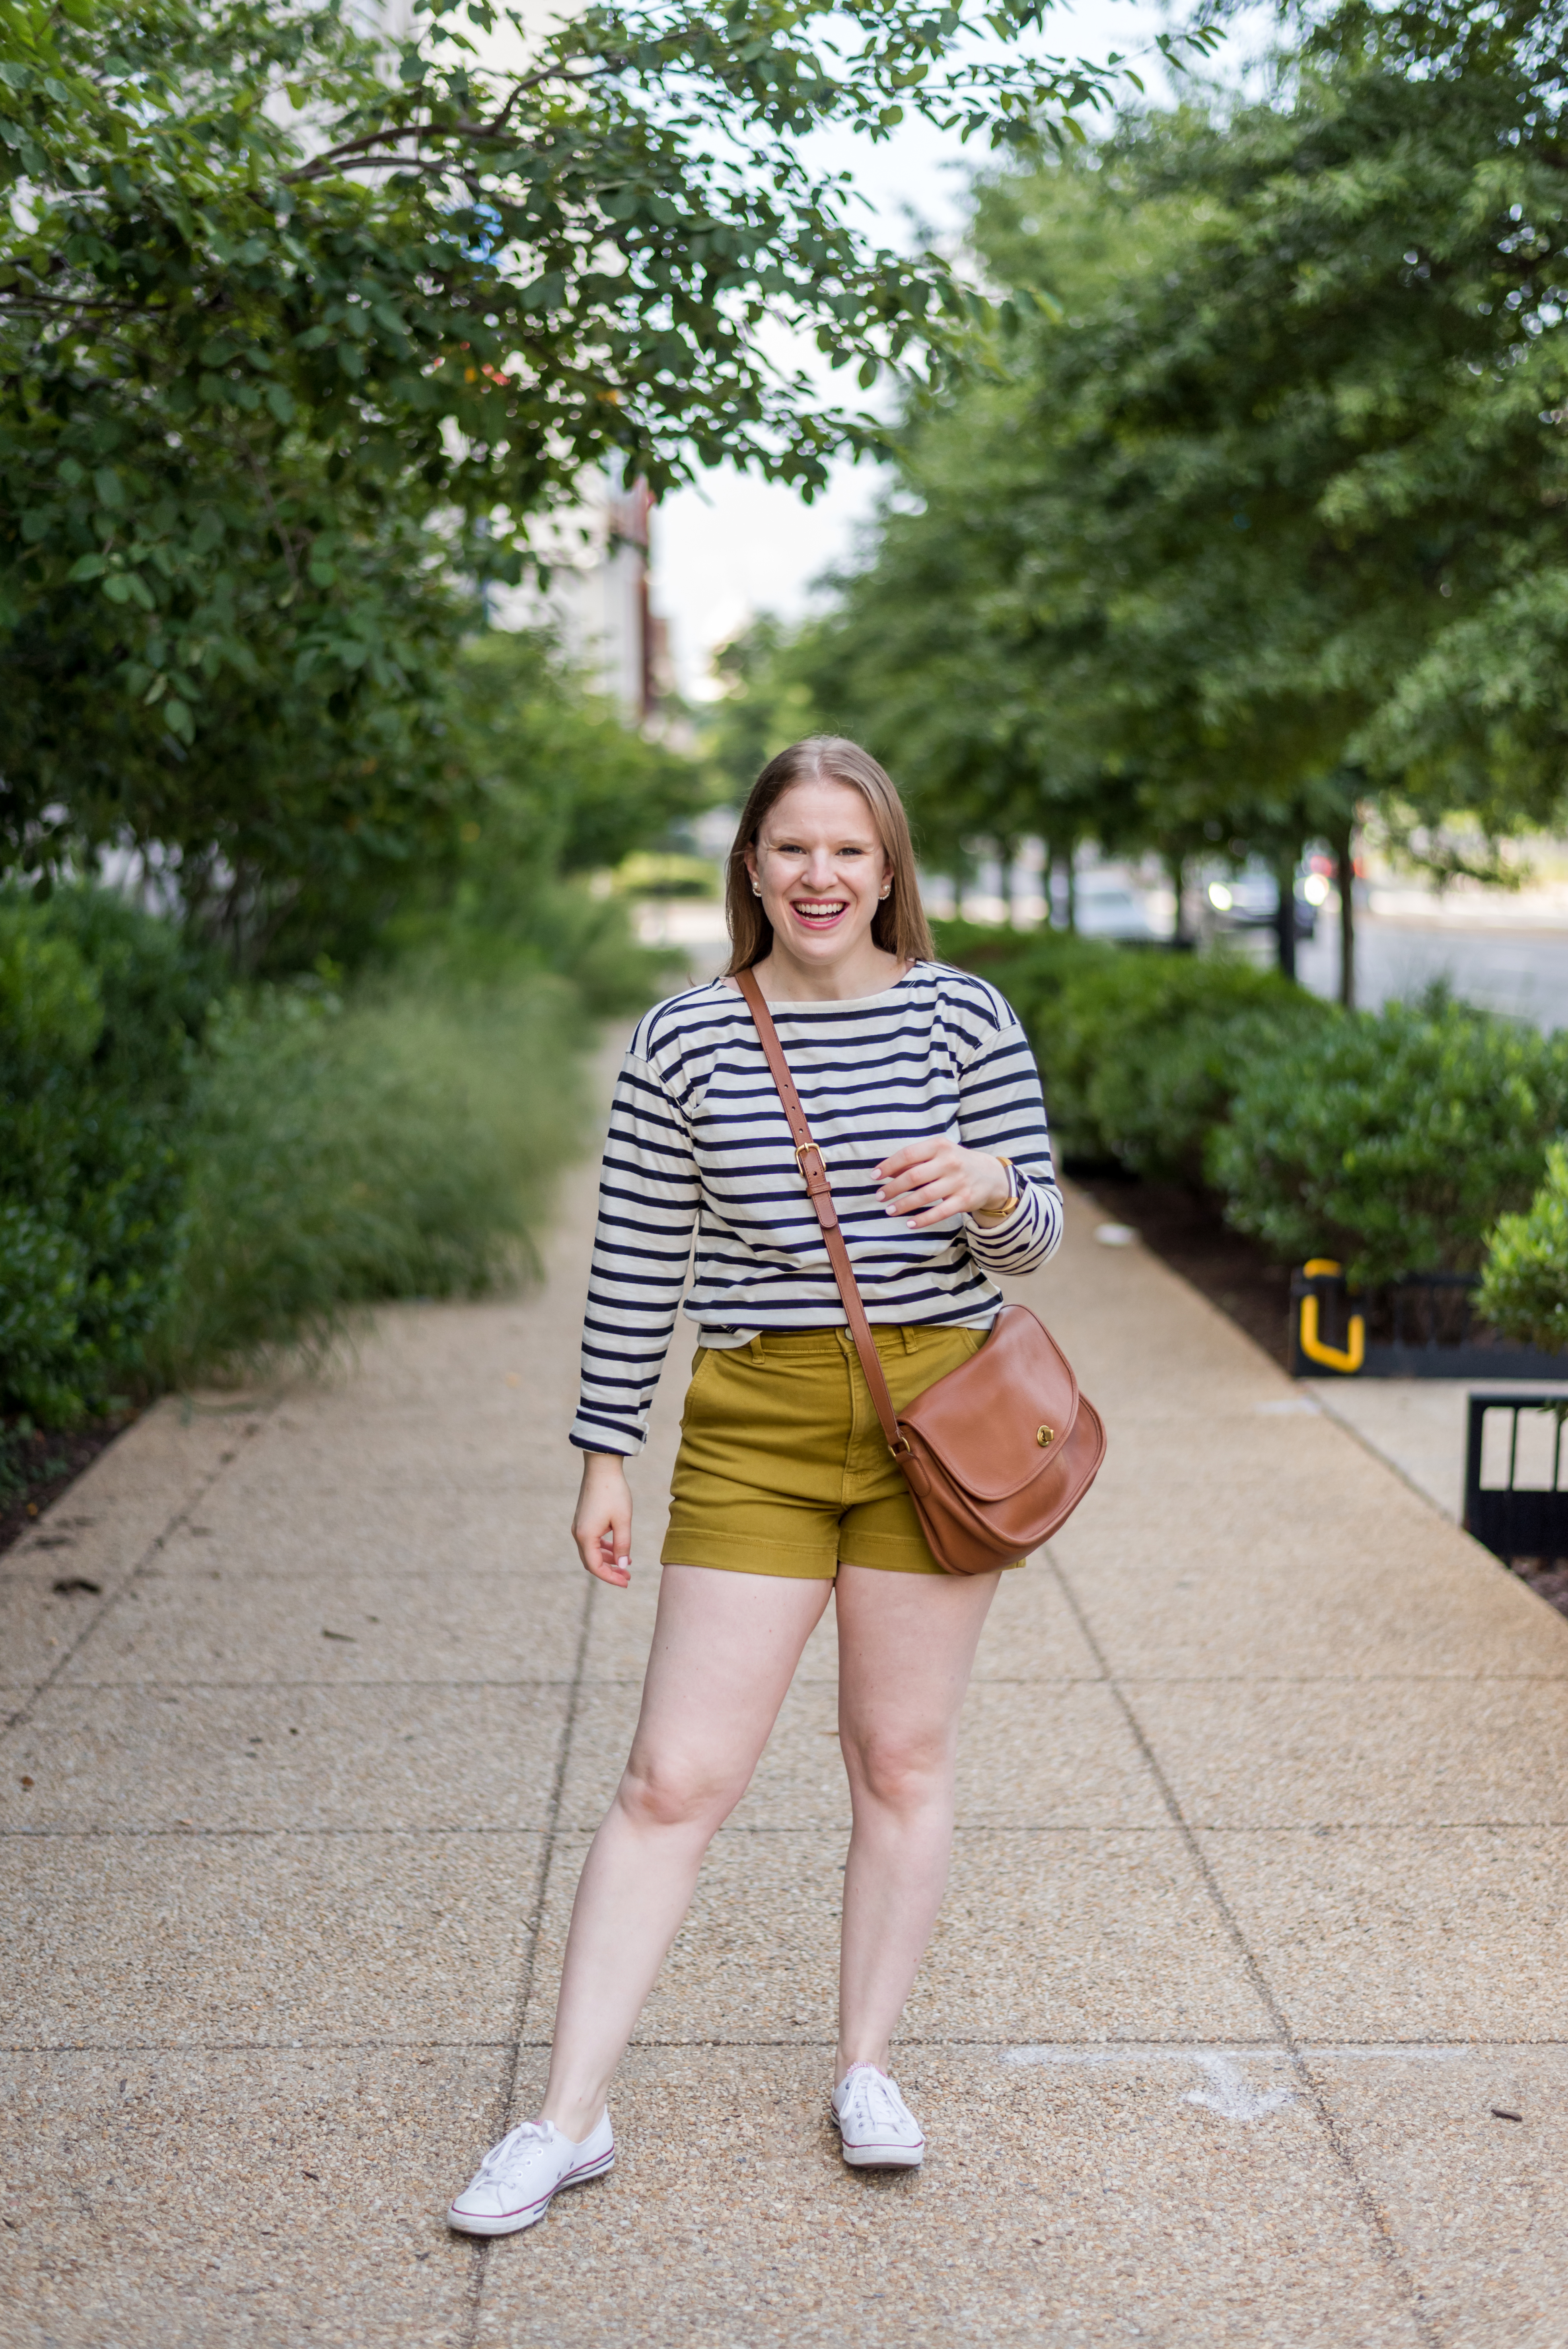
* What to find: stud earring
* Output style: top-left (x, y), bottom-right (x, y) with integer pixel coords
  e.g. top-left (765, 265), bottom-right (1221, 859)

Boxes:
top-left (879, 885), bottom-right (891, 899)
top-left (752, 880), bottom-right (762, 896)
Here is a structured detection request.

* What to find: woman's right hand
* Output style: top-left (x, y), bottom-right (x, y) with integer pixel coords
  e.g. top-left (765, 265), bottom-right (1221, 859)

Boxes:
top-left (572, 1452), bottom-right (633, 1587)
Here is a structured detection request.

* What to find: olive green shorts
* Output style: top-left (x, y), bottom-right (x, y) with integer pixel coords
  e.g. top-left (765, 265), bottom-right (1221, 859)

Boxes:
top-left (661, 1322), bottom-right (1021, 1579)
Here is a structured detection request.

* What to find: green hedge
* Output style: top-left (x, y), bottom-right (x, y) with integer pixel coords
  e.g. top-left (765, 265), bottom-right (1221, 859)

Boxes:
top-left (0, 889), bottom-right (212, 1423)
top-left (1210, 991), bottom-right (1568, 1284)
top-left (1040, 954), bottom-right (1328, 1181)
top-left (940, 924), bottom-right (1568, 1290)
top-left (934, 921), bottom-right (1326, 1176)
top-left (160, 967), bottom-right (587, 1380)
top-left (2, 886), bottom-right (634, 1426)
top-left (1478, 1143), bottom-right (1568, 1352)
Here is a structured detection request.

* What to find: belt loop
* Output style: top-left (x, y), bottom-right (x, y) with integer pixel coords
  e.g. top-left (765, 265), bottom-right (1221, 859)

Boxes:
top-left (902, 1325), bottom-right (918, 1355)
top-left (749, 1333), bottom-right (766, 1363)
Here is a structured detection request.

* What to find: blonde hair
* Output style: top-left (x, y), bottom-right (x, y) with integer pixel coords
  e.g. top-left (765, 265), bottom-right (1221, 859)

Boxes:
top-left (724, 736), bottom-right (935, 974)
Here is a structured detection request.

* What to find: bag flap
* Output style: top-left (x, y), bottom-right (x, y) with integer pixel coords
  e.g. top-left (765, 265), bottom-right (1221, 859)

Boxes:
top-left (897, 1304), bottom-right (1081, 1502)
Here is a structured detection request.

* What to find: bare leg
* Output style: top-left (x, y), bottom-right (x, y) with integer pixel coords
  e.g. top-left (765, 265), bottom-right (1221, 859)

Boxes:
top-left (540, 1564), bottom-right (831, 2139)
top-left (833, 1563), bottom-right (1001, 2083)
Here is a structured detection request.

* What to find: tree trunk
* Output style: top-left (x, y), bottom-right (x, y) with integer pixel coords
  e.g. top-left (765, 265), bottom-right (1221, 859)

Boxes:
top-left (1065, 848), bottom-right (1077, 933)
top-left (1274, 852), bottom-right (1297, 982)
top-left (1333, 820), bottom-right (1357, 1009)
top-left (1044, 842), bottom-right (1058, 929)
top-left (1168, 853), bottom-right (1190, 948)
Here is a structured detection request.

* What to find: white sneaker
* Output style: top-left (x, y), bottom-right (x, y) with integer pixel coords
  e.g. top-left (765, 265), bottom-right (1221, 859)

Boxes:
top-left (831, 2064), bottom-right (925, 2169)
top-left (446, 2111), bottom-right (615, 2236)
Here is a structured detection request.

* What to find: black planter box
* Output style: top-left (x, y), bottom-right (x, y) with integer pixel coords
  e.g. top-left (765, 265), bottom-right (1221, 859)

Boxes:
top-left (1289, 1264), bottom-right (1568, 1382)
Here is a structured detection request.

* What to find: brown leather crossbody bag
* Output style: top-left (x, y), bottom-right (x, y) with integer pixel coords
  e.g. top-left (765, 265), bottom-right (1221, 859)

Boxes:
top-left (738, 969), bottom-right (1107, 1576)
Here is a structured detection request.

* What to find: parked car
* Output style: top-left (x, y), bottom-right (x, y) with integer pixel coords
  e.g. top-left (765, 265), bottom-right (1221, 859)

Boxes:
top-left (1204, 862), bottom-right (1320, 942)
top-left (1072, 867), bottom-right (1176, 942)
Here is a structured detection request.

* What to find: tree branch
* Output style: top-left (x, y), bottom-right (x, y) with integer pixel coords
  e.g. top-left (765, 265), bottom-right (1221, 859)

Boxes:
top-left (280, 58), bottom-right (613, 183)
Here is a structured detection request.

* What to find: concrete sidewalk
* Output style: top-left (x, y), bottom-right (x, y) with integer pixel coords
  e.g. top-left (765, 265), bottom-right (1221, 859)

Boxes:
top-left (1305, 1374), bottom-right (1568, 1528)
top-left (5, 1164), bottom-right (1568, 2349)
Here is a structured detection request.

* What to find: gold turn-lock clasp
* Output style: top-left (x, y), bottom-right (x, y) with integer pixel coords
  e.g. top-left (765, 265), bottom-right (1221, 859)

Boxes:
top-left (1036, 1425), bottom-right (1055, 1448)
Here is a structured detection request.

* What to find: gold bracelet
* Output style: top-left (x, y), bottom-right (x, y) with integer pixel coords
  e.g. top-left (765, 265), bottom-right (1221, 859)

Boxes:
top-left (974, 1156), bottom-right (1018, 1224)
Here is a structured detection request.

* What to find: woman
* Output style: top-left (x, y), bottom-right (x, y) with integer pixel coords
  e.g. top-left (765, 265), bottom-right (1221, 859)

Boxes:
top-left (447, 736), bottom-right (1062, 2235)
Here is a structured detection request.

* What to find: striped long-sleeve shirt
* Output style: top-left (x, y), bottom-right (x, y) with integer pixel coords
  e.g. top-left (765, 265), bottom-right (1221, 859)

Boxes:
top-left (570, 961), bottom-right (1063, 1455)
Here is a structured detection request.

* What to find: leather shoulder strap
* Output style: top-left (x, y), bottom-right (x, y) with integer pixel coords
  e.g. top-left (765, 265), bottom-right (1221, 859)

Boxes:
top-left (735, 969), bottom-right (906, 1458)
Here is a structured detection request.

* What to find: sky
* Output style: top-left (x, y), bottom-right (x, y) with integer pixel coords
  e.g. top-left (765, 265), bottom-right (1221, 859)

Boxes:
top-left (650, 0), bottom-right (1270, 700)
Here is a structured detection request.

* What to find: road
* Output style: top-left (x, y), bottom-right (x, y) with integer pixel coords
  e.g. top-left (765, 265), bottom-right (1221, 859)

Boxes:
top-left (1296, 913), bottom-right (1568, 1028)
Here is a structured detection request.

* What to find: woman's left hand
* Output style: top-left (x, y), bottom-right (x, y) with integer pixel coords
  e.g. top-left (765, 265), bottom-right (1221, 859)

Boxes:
top-left (874, 1141), bottom-right (1014, 1230)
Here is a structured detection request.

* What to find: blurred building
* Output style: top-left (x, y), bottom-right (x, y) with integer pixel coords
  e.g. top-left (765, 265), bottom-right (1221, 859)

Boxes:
top-left (545, 471), bottom-right (670, 725)
top-left (492, 467), bottom-right (673, 726)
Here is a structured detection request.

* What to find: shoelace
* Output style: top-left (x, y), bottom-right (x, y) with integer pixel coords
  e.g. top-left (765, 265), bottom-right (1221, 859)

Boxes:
top-left (839, 2069), bottom-right (910, 2135)
top-left (476, 2121), bottom-right (553, 2182)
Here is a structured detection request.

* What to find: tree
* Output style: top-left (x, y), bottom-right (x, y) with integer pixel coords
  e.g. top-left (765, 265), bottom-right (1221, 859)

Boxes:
top-left (700, 616), bottom-right (820, 809)
top-left (787, 147), bottom-right (1287, 935)
top-left (0, 0), bottom-right (1187, 929)
top-left (437, 624), bottom-right (698, 896)
top-left (1018, 1), bottom-right (1568, 878)
top-left (788, 375), bottom-right (1143, 913)
top-left (239, 621), bottom-right (702, 972)
top-left (794, 0), bottom-right (1568, 993)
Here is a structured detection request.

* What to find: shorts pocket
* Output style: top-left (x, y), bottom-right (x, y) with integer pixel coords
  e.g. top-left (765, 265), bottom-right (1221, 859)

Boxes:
top-left (681, 1343), bottom-right (737, 1431)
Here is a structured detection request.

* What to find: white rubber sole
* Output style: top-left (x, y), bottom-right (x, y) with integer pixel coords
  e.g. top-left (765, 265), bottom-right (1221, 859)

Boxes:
top-left (446, 2146), bottom-right (614, 2236)
top-left (840, 2140), bottom-right (924, 2170)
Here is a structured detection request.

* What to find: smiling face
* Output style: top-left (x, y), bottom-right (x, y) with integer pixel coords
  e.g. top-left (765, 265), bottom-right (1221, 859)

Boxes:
top-left (744, 777), bottom-right (894, 988)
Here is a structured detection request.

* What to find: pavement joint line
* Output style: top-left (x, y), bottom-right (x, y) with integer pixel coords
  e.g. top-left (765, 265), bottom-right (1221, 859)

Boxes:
top-left (1105, 1670), bottom-right (1568, 1685)
top-left (0, 1825), bottom-right (555, 1839)
top-left (15, 1666), bottom-right (1568, 1686)
top-left (18, 1816), bottom-right (1568, 1839)
top-left (21, 1664), bottom-right (1568, 1680)
top-left (1002, 2043), bottom-right (1469, 2067)
top-left (8, 1676), bottom-right (603, 1689)
top-left (461, 1567), bottom-right (598, 2346)
top-left (6, 2034), bottom-right (1564, 2056)
top-left (1043, 1543), bottom-right (1444, 2349)
top-left (1, 1401), bottom-right (284, 1744)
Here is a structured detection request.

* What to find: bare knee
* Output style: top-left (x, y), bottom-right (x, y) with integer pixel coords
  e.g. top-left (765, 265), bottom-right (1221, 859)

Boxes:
top-left (615, 1751), bottom-right (744, 1835)
top-left (843, 1732), bottom-right (951, 1815)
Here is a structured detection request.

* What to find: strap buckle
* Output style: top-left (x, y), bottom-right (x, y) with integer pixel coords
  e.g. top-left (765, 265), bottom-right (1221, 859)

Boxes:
top-left (794, 1141), bottom-right (824, 1175)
